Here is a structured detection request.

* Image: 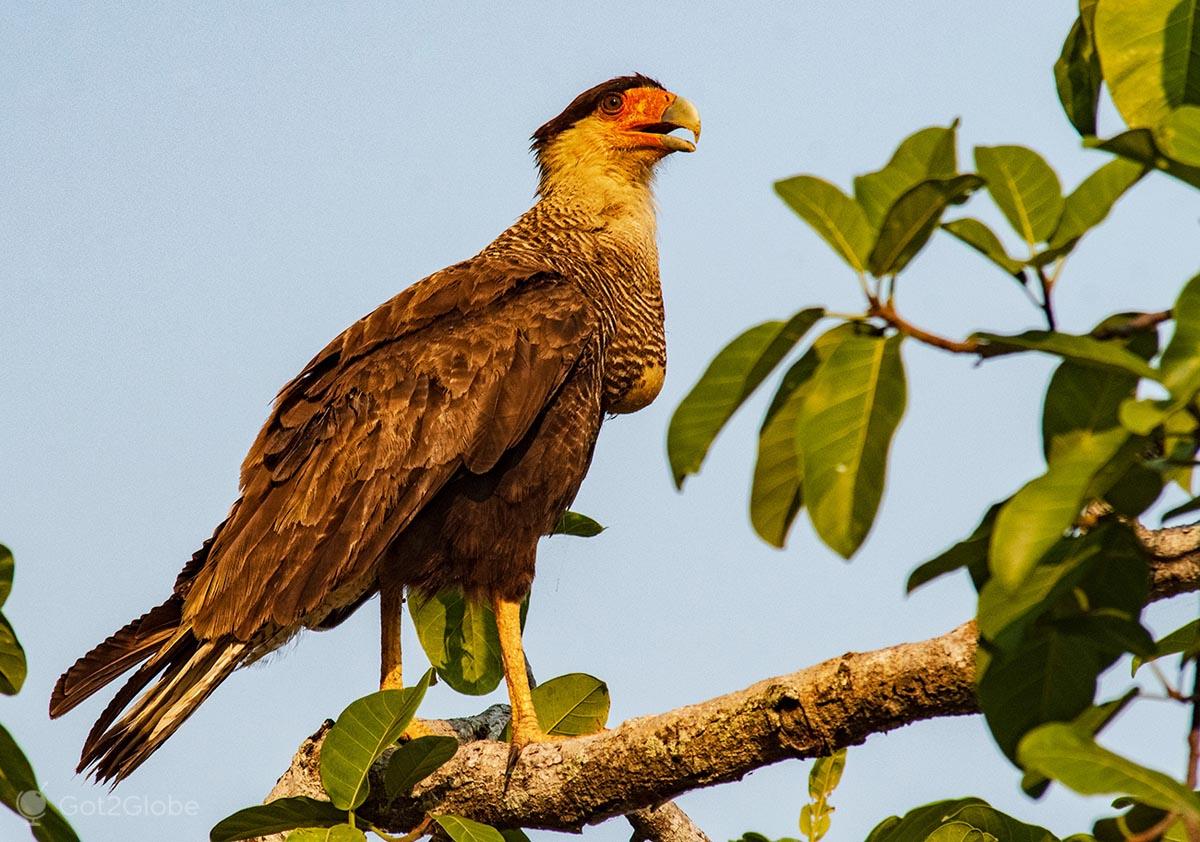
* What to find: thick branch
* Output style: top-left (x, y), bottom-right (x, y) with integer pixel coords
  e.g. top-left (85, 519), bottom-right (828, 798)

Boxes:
top-left (258, 525), bottom-right (1200, 838)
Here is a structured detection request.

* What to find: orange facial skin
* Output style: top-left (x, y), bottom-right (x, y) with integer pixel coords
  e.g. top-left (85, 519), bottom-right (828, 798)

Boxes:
top-left (604, 87), bottom-right (701, 153)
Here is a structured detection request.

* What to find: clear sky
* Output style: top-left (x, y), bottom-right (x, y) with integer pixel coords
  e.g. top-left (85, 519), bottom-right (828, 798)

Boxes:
top-left (3, 3), bottom-right (1197, 840)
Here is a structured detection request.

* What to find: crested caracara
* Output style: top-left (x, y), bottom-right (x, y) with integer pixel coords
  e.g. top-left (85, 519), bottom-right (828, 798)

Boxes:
top-left (50, 73), bottom-right (700, 783)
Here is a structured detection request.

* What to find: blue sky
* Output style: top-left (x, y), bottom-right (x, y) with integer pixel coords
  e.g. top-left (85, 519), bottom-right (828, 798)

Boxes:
top-left (2, 3), bottom-right (1197, 840)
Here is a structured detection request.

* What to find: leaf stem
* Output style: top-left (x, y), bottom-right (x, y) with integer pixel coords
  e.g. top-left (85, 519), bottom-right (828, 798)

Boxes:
top-left (1128, 811), bottom-right (1183, 842)
top-left (1189, 647), bottom-right (1200, 789)
top-left (855, 271), bottom-right (872, 303)
top-left (365, 814), bottom-right (433, 842)
top-left (1034, 264), bottom-right (1058, 331)
top-left (867, 300), bottom-right (981, 354)
top-left (1150, 661), bottom-right (1187, 701)
top-left (1090, 310), bottom-right (1173, 340)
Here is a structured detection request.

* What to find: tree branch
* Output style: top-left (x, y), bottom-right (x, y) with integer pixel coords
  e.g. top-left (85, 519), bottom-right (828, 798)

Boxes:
top-left (254, 525), bottom-right (1200, 840)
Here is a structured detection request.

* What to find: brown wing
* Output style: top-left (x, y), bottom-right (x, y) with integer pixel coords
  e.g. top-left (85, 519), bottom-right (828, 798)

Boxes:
top-left (182, 264), bottom-right (597, 641)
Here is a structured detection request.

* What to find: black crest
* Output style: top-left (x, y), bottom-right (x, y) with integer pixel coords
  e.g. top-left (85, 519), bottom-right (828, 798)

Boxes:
top-left (531, 74), bottom-right (664, 152)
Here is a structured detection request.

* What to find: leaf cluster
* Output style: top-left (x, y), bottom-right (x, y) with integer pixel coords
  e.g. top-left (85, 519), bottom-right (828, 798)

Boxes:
top-left (673, 0), bottom-right (1200, 838)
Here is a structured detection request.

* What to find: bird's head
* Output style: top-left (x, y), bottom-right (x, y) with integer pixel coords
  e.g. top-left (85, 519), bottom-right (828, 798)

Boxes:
top-left (531, 74), bottom-right (701, 198)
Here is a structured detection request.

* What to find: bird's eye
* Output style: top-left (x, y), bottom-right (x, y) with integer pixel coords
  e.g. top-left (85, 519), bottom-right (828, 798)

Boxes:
top-left (599, 93), bottom-right (624, 116)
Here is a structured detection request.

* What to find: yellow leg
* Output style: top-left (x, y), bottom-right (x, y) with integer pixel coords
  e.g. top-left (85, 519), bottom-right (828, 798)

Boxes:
top-left (493, 593), bottom-right (548, 748)
top-left (380, 584), bottom-right (404, 691)
top-left (380, 584), bottom-right (433, 739)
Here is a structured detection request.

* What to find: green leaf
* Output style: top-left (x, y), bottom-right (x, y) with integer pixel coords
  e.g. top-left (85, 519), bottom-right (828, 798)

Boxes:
top-left (668, 309), bottom-right (824, 487)
top-left (0, 611), bottom-right (27, 696)
top-left (862, 799), bottom-right (987, 842)
top-left (0, 545), bottom-right (12, 609)
top-left (531, 673), bottom-right (609, 736)
top-left (27, 803), bottom-right (78, 842)
top-left (864, 818), bottom-right (903, 842)
top-left (500, 831), bottom-right (532, 842)
top-left (853, 123), bottom-right (959, 229)
top-left (977, 533), bottom-right (1101, 649)
top-left (808, 748), bottom-right (846, 799)
top-left (550, 511), bottom-right (605, 538)
top-left (1049, 158), bottom-right (1146, 249)
top-left (750, 353), bottom-right (814, 548)
top-left (733, 834), bottom-right (778, 842)
top-left (1094, 802), bottom-right (1187, 842)
top-left (1161, 274), bottom-right (1200, 399)
top-left (979, 522), bottom-right (1148, 661)
top-left (948, 805), bottom-right (1056, 842)
top-left (1119, 397), bottom-right (1172, 435)
top-left (286, 826), bottom-right (366, 842)
top-left (978, 629), bottom-right (1100, 760)
top-left (1046, 320), bottom-right (1162, 517)
top-left (973, 331), bottom-right (1158, 380)
top-left (799, 328), bottom-right (907, 558)
top-left (1093, 0), bottom-right (1200, 130)
top-left (774, 176), bottom-right (873, 272)
top-left (1164, 494), bottom-right (1200, 520)
top-left (1051, 613), bottom-right (1156, 659)
top-left (1055, 13), bottom-right (1103, 136)
top-left (209, 797), bottom-right (346, 842)
top-left (1159, 106), bottom-right (1200, 165)
top-left (989, 425), bottom-right (1131, 589)
top-left (0, 723), bottom-right (80, 842)
top-left (1042, 358), bottom-right (1141, 467)
top-left (906, 502), bottom-right (1001, 593)
top-left (1019, 723), bottom-right (1200, 818)
top-left (1133, 618), bottom-right (1200, 673)
top-left (1022, 689), bottom-right (1140, 798)
top-left (1086, 129), bottom-right (1200, 190)
top-left (975, 146), bottom-right (1064, 246)
top-left (434, 815), bottom-right (507, 842)
top-left (924, 823), bottom-right (990, 842)
top-left (799, 804), bottom-right (831, 840)
top-left (383, 735), bottom-right (459, 797)
top-left (750, 328), bottom-right (847, 548)
top-left (1160, 407), bottom-right (1197, 493)
top-left (868, 175), bottom-right (984, 276)
top-left (410, 589), bottom-right (507, 695)
top-left (319, 670), bottom-right (432, 811)
top-left (941, 218), bottom-right (1025, 276)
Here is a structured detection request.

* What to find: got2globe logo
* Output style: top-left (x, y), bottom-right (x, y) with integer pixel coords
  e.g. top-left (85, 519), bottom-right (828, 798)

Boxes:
top-left (16, 790), bottom-right (47, 822)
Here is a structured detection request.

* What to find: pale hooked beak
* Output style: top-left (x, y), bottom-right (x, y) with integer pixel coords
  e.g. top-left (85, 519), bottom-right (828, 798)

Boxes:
top-left (655, 95), bottom-right (702, 153)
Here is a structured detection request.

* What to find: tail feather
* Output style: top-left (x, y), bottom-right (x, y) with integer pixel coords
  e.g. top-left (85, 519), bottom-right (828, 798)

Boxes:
top-left (80, 638), bottom-right (248, 784)
top-left (79, 629), bottom-right (195, 761)
top-left (50, 598), bottom-right (183, 719)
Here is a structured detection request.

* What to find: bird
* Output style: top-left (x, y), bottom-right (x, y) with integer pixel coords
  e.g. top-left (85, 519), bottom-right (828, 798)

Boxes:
top-left (49, 73), bottom-right (700, 784)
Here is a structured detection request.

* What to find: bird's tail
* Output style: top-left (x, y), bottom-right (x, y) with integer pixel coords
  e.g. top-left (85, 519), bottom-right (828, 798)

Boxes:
top-left (50, 598), bottom-right (248, 784)
top-left (50, 598), bottom-right (183, 719)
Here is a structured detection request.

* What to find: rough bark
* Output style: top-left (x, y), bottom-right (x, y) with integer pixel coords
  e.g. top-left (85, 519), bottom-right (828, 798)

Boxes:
top-left (253, 528), bottom-right (1200, 840)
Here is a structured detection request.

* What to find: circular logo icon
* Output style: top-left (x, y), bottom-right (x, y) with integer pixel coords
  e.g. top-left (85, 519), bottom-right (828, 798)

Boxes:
top-left (17, 790), bottom-right (47, 821)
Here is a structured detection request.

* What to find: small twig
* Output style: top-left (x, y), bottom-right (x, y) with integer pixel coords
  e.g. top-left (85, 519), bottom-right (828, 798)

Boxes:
top-left (1015, 275), bottom-right (1045, 311)
top-left (855, 271), bottom-right (873, 304)
top-left (1151, 661), bottom-right (1188, 701)
top-left (1128, 811), bottom-right (1183, 842)
top-left (1182, 648), bottom-right (1200, 842)
top-left (1091, 310), bottom-right (1173, 340)
top-left (868, 300), bottom-right (982, 354)
top-left (368, 815), bottom-right (433, 842)
top-left (1034, 264), bottom-right (1058, 331)
top-left (1189, 647), bottom-right (1200, 789)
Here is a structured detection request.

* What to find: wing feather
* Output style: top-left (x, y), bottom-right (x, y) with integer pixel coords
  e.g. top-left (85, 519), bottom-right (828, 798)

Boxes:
top-left (183, 267), bottom-right (595, 641)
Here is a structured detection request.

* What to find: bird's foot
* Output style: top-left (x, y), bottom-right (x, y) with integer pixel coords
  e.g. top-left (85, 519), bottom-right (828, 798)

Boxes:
top-left (503, 725), bottom-right (567, 784)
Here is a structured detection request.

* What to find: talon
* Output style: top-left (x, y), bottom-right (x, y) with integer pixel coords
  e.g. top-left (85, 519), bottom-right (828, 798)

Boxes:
top-left (504, 741), bottom-right (522, 789)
